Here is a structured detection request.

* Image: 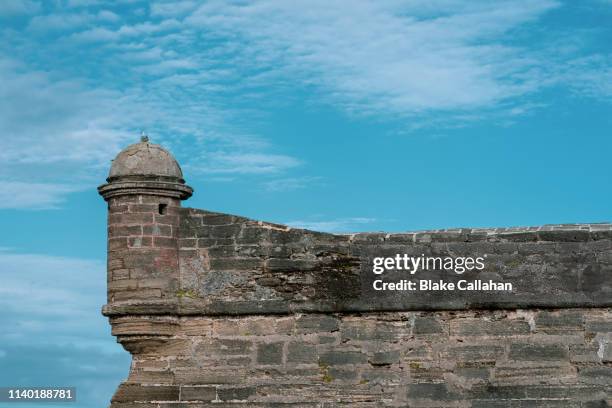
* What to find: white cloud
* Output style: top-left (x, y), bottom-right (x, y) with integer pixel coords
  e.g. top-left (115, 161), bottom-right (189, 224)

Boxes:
top-left (150, 0), bottom-right (198, 17)
top-left (286, 217), bottom-right (377, 233)
top-left (263, 176), bottom-right (323, 192)
top-left (0, 0), bottom-right (40, 17)
top-left (116, 18), bottom-right (182, 37)
top-left (53, 0), bottom-right (572, 120)
top-left (0, 181), bottom-right (83, 209)
top-left (0, 50), bottom-right (301, 208)
top-left (0, 58), bottom-right (139, 208)
top-left (0, 251), bottom-right (107, 347)
top-left (66, 0), bottom-right (106, 7)
top-left (0, 250), bottom-right (129, 407)
top-left (68, 26), bottom-right (119, 42)
top-left (184, 0), bottom-right (560, 115)
top-left (133, 57), bottom-right (197, 75)
top-left (27, 10), bottom-right (121, 31)
top-left (1, 0), bottom-right (609, 210)
top-left (0, 58), bottom-right (133, 164)
top-left (27, 13), bottom-right (92, 31)
top-left (69, 18), bottom-right (182, 42)
top-left (192, 152), bottom-right (301, 175)
top-left (97, 10), bottom-right (119, 22)
top-left (561, 55), bottom-right (612, 99)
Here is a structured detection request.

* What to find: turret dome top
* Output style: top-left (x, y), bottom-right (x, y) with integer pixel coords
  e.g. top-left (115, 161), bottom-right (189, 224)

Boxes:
top-left (108, 136), bottom-right (184, 182)
top-left (99, 136), bottom-right (193, 201)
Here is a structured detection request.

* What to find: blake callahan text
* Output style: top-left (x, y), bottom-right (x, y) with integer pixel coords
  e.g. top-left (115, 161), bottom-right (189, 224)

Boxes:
top-left (372, 279), bottom-right (513, 292)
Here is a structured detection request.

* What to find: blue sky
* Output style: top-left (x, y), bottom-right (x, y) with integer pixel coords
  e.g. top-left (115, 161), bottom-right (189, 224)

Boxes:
top-left (0, 0), bottom-right (610, 407)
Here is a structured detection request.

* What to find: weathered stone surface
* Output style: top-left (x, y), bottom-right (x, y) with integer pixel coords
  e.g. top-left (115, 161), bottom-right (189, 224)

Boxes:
top-left (257, 342), bottom-right (283, 365)
top-left (286, 342), bottom-right (317, 364)
top-left (179, 385), bottom-right (217, 402)
top-left (108, 139), bottom-right (183, 181)
top-left (101, 206), bottom-right (612, 315)
top-left (106, 311), bottom-right (612, 405)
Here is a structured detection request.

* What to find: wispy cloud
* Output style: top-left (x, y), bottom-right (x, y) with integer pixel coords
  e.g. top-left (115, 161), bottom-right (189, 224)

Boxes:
top-left (0, 40), bottom-right (298, 208)
top-left (0, 249), bottom-right (130, 408)
top-left (0, 57), bottom-right (133, 166)
top-left (286, 217), bottom-right (377, 233)
top-left (195, 152), bottom-right (302, 175)
top-left (263, 176), bottom-right (323, 192)
top-left (0, 56), bottom-right (136, 207)
top-left (0, 181), bottom-right (84, 209)
top-left (67, 18), bottom-right (182, 42)
top-left (185, 0), bottom-right (560, 116)
top-left (27, 10), bottom-right (120, 32)
top-left (561, 55), bottom-right (612, 99)
top-left (0, 0), bottom-right (610, 210)
top-left (0, 251), bottom-right (107, 346)
top-left (0, 0), bottom-right (40, 17)
top-left (150, 0), bottom-right (198, 17)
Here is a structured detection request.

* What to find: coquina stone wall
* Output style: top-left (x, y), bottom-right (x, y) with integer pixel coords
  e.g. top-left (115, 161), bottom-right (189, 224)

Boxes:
top-left (99, 140), bottom-right (611, 407)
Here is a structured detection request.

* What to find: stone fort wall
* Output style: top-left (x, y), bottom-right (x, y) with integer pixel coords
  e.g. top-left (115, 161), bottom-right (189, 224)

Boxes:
top-left (98, 140), bottom-right (611, 407)
top-left (102, 198), bottom-right (612, 407)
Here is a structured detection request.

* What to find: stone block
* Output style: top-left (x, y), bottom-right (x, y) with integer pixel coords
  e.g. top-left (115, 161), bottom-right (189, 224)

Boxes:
top-left (587, 320), bottom-right (612, 333)
top-left (196, 339), bottom-right (252, 356)
top-left (493, 363), bottom-right (576, 385)
top-left (538, 230), bottom-right (591, 242)
top-left (535, 311), bottom-right (584, 333)
top-left (202, 214), bottom-right (236, 226)
top-left (472, 400), bottom-right (580, 407)
top-left (328, 367), bottom-right (358, 381)
top-left (180, 386), bottom-right (217, 402)
top-left (112, 384), bottom-right (179, 403)
top-left (111, 318), bottom-right (178, 336)
top-left (217, 387), bottom-right (255, 401)
top-left (296, 315), bottom-right (339, 333)
top-left (570, 343), bottom-right (601, 363)
top-left (128, 236), bottom-right (153, 247)
top-left (413, 316), bottom-right (445, 335)
top-left (450, 319), bottom-right (531, 336)
top-left (441, 344), bottom-right (505, 362)
top-left (120, 213), bottom-right (154, 225)
top-left (406, 383), bottom-right (461, 401)
top-left (209, 257), bottom-right (263, 271)
top-left (173, 368), bottom-right (246, 384)
top-left (127, 204), bottom-right (157, 213)
top-left (267, 258), bottom-right (320, 272)
top-left (579, 367), bottom-right (612, 385)
top-left (368, 350), bottom-right (400, 366)
top-left (341, 321), bottom-right (398, 341)
top-left (287, 342), bottom-right (317, 364)
top-left (508, 343), bottom-right (568, 361)
top-left (112, 288), bottom-right (162, 301)
top-left (361, 368), bottom-right (402, 385)
top-left (257, 342), bottom-right (283, 365)
top-left (143, 225), bottom-right (172, 237)
top-left (319, 351), bottom-right (367, 365)
top-left (209, 224), bottom-right (242, 239)
top-left (128, 370), bottom-right (174, 384)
